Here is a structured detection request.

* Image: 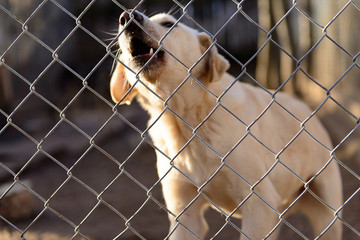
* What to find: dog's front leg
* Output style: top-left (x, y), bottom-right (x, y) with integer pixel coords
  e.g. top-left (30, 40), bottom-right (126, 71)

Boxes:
top-left (162, 178), bottom-right (209, 240)
top-left (239, 181), bottom-right (282, 240)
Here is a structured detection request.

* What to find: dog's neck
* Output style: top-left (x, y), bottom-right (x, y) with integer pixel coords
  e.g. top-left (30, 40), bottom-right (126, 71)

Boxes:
top-left (137, 79), bottom-right (215, 128)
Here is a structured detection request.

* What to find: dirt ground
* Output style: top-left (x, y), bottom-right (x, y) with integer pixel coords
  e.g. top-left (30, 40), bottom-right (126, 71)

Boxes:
top-left (0, 104), bottom-right (359, 240)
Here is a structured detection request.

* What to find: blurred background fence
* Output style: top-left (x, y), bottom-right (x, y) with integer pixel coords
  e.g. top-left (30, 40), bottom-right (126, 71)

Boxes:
top-left (0, 0), bottom-right (359, 239)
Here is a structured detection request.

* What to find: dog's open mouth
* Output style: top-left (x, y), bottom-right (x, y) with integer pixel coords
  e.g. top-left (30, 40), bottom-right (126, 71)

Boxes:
top-left (129, 37), bottom-right (165, 65)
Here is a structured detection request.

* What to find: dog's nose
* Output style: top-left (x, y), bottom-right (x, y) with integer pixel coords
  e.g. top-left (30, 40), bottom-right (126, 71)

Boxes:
top-left (119, 10), bottom-right (144, 26)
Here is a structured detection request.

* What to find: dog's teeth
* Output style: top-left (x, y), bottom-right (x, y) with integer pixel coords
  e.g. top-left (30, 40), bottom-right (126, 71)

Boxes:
top-left (149, 48), bottom-right (154, 54)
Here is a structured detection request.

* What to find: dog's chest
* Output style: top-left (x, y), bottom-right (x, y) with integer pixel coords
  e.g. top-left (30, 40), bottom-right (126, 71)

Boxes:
top-left (159, 134), bottom-right (219, 181)
top-left (149, 116), bottom-right (222, 181)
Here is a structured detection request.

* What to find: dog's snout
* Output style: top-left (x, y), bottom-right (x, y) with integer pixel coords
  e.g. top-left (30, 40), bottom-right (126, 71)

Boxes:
top-left (119, 12), bottom-right (128, 26)
top-left (119, 10), bottom-right (144, 26)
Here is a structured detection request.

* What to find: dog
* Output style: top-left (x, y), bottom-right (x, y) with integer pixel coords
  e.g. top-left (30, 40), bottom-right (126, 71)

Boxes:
top-left (110, 10), bottom-right (343, 240)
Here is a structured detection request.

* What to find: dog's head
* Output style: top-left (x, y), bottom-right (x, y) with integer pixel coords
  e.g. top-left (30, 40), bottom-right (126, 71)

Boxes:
top-left (110, 11), bottom-right (229, 106)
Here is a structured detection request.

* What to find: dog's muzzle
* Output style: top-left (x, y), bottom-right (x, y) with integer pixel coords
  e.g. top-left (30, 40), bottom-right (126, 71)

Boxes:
top-left (119, 10), bottom-right (144, 33)
top-left (119, 10), bottom-right (165, 66)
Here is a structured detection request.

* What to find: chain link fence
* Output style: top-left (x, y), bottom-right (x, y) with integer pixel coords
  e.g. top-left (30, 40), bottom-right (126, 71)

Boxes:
top-left (0, 0), bottom-right (359, 239)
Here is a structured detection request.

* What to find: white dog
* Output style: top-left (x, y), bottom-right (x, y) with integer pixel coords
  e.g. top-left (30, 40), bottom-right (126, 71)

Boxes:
top-left (110, 10), bottom-right (343, 240)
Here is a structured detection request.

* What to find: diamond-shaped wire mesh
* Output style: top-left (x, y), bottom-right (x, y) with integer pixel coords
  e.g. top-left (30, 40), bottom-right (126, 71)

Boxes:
top-left (0, 0), bottom-right (359, 239)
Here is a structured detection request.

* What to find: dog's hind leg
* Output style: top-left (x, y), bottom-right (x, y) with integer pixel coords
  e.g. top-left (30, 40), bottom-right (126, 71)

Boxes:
top-left (296, 162), bottom-right (343, 240)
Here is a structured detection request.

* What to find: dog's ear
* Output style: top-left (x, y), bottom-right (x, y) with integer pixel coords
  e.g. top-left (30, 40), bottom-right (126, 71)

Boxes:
top-left (110, 58), bottom-right (137, 105)
top-left (198, 32), bottom-right (230, 83)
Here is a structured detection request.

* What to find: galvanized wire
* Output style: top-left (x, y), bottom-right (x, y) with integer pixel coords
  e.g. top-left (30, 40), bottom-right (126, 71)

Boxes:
top-left (0, 0), bottom-right (359, 239)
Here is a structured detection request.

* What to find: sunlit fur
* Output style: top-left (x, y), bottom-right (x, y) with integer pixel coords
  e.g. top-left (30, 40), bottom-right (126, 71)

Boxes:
top-left (110, 12), bottom-right (343, 240)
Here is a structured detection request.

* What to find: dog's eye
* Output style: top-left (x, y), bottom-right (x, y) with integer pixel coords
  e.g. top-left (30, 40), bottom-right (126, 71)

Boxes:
top-left (161, 21), bottom-right (175, 28)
